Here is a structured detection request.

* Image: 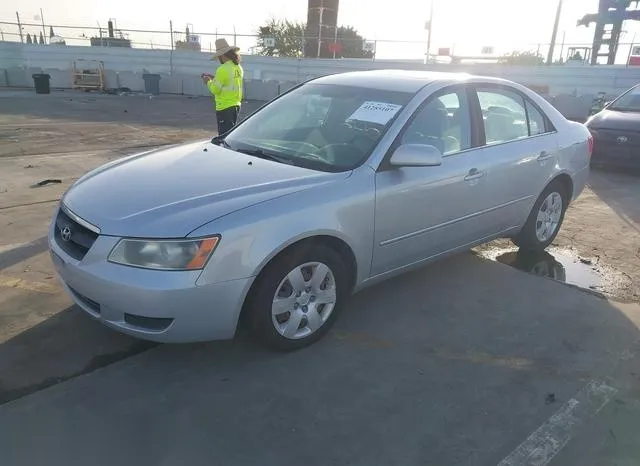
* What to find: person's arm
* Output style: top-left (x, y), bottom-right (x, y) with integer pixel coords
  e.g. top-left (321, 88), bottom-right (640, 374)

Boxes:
top-left (206, 66), bottom-right (228, 97)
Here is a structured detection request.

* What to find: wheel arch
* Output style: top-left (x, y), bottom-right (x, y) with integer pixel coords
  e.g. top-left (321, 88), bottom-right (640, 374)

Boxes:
top-left (550, 172), bottom-right (574, 201)
top-left (238, 233), bottom-right (359, 325)
top-left (252, 234), bottom-right (358, 292)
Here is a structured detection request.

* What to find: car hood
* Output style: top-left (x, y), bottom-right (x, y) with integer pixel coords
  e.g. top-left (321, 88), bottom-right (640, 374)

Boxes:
top-left (63, 140), bottom-right (348, 237)
top-left (588, 109), bottom-right (640, 131)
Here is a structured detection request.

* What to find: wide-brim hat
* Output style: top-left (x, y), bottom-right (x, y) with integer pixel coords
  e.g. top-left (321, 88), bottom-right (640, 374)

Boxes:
top-left (211, 38), bottom-right (240, 58)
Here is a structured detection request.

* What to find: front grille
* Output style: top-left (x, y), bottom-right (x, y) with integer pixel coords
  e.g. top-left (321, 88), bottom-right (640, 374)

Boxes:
top-left (54, 208), bottom-right (99, 261)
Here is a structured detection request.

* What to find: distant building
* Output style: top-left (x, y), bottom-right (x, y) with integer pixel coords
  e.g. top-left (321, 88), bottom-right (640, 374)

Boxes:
top-left (305, 0), bottom-right (339, 58)
top-left (174, 25), bottom-right (201, 52)
top-left (90, 37), bottom-right (131, 47)
top-left (50, 36), bottom-right (66, 45)
top-left (90, 19), bottom-right (131, 48)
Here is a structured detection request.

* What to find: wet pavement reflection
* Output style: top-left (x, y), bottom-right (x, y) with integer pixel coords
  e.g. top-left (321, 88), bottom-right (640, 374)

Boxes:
top-left (476, 246), bottom-right (630, 298)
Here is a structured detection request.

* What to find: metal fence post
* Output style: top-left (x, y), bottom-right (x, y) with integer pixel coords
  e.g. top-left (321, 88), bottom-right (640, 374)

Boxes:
top-left (16, 11), bottom-right (23, 43)
top-left (169, 20), bottom-right (174, 75)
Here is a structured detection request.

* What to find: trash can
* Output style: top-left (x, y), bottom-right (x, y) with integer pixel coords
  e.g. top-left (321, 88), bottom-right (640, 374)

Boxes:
top-left (32, 73), bottom-right (51, 94)
top-left (142, 74), bottom-right (161, 96)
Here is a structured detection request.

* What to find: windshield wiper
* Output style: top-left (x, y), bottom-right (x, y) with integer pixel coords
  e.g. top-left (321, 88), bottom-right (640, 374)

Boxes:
top-left (211, 135), bottom-right (231, 148)
top-left (234, 148), bottom-right (293, 165)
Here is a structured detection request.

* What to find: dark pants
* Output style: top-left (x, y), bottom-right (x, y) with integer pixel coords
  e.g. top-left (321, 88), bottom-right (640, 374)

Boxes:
top-left (216, 105), bottom-right (240, 135)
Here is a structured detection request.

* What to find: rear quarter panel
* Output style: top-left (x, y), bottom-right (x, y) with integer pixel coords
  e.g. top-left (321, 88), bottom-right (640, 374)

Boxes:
top-left (555, 120), bottom-right (591, 201)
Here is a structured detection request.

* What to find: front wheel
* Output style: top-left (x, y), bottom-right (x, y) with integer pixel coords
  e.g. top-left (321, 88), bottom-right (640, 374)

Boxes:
top-left (513, 181), bottom-right (568, 251)
top-left (244, 244), bottom-right (349, 351)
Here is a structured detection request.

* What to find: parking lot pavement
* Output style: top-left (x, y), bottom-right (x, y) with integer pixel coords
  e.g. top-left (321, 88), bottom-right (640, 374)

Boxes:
top-left (0, 248), bottom-right (155, 404)
top-left (1, 252), bottom-right (639, 466)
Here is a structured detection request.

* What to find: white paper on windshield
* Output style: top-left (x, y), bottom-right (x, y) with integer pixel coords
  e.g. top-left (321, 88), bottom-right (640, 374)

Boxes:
top-left (346, 101), bottom-right (402, 125)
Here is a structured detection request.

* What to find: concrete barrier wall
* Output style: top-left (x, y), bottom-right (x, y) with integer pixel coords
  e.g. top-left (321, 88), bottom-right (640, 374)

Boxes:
top-left (2, 41), bottom-right (640, 120)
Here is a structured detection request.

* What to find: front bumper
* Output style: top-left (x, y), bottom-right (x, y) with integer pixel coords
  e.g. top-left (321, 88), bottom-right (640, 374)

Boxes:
top-left (48, 210), bottom-right (253, 343)
top-left (590, 130), bottom-right (640, 169)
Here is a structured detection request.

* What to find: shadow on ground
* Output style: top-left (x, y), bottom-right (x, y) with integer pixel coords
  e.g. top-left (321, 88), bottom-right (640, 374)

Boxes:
top-left (589, 168), bottom-right (640, 232)
top-left (0, 303), bottom-right (156, 405)
top-left (1, 253), bottom-right (639, 466)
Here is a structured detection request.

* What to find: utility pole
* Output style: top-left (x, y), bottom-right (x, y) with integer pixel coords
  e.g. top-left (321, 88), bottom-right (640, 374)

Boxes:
top-left (547, 0), bottom-right (563, 65)
top-left (317, 0), bottom-right (324, 58)
top-left (16, 11), bottom-right (23, 44)
top-left (426, 0), bottom-right (434, 64)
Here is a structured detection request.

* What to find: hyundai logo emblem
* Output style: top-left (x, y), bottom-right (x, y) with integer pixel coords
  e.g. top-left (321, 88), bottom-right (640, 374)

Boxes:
top-left (61, 225), bottom-right (73, 242)
top-left (617, 135), bottom-right (628, 144)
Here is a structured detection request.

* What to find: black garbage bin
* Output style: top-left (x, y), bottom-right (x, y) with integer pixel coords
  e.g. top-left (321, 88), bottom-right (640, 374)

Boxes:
top-left (142, 74), bottom-right (161, 96)
top-left (32, 73), bottom-right (51, 94)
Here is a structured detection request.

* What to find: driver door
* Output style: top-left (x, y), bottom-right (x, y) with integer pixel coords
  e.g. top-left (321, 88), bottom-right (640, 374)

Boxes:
top-left (371, 86), bottom-right (494, 276)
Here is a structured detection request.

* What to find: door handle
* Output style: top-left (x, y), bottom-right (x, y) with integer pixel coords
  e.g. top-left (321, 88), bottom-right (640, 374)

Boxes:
top-left (537, 151), bottom-right (553, 161)
top-left (464, 168), bottom-right (485, 181)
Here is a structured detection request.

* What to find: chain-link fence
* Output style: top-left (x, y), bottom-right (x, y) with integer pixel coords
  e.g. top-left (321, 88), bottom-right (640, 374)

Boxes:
top-left (1, 19), bottom-right (639, 65)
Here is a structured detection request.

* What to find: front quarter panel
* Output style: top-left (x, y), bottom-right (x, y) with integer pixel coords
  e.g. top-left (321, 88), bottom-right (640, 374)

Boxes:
top-left (191, 167), bottom-right (376, 288)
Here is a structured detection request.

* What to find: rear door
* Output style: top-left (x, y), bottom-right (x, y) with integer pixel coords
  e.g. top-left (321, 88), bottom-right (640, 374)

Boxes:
top-left (470, 85), bottom-right (559, 232)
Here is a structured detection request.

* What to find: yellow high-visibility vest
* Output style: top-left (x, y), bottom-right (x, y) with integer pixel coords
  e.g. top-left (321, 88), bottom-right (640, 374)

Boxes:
top-left (207, 61), bottom-right (244, 111)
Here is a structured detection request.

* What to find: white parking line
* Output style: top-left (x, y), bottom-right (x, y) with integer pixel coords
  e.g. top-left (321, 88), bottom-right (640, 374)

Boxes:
top-left (497, 380), bottom-right (617, 466)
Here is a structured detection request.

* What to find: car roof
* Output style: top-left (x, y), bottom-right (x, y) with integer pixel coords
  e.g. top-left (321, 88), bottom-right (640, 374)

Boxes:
top-left (310, 69), bottom-right (495, 93)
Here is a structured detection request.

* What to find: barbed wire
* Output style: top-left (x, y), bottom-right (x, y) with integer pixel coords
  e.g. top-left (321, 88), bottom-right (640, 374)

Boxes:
top-left (2, 19), bottom-right (637, 63)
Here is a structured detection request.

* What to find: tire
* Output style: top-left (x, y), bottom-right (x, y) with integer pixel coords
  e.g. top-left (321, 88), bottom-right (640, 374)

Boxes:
top-left (513, 180), bottom-right (568, 252)
top-left (244, 243), bottom-right (349, 352)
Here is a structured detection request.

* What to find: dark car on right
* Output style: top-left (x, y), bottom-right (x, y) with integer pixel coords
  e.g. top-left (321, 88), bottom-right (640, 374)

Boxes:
top-left (586, 83), bottom-right (640, 170)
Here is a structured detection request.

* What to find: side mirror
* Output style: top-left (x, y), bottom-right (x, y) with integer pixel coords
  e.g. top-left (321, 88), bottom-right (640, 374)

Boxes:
top-left (389, 144), bottom-right (443, 167)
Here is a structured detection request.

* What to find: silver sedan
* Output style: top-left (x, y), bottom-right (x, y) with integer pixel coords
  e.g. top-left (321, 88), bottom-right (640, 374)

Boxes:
top-left (48, 70), bottom-right (592, 351)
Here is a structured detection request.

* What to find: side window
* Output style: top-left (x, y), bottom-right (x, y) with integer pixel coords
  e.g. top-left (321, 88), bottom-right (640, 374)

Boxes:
top-left (525, 100), bottom-right (548, 135)
top-left (401, 90), bottom-right (471, 155)
top-left (477, 88), bottom-right (529, 145)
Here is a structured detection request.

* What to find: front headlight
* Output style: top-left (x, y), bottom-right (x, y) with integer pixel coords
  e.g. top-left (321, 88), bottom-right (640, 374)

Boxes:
top-left (108, 236), bottom-right (220, 270)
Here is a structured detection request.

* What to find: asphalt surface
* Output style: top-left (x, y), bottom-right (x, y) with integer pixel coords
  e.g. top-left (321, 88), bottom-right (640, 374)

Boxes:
top-left (1, 253), bottom-right (639, 466)
top-left (1, 90), bottom-right (640, 466)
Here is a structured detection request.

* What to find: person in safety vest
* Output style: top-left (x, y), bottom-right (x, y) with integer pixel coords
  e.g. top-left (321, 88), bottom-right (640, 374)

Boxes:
top-left (201, 38), bottom-right (244, 135)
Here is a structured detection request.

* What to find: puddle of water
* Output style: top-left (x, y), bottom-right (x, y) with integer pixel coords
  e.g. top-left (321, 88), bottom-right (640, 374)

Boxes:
top-left (476, 246), bottom-right (629, 296)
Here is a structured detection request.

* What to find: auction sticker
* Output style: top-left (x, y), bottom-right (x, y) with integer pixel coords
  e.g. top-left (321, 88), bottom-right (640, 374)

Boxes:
top-left (347, 101), bottom-right (402, 125)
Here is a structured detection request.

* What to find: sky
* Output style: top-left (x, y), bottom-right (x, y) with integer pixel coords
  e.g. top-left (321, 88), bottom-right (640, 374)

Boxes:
top-left (2, 0), bottom-right (640, 61)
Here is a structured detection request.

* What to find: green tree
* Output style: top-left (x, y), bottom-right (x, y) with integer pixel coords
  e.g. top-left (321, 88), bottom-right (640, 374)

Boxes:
top-left (498, 51), bottom-right (545, 66)
top-left (335, 26), bottom-right (374, 59)
top-left (256, 18), bottom-right (372, 58)
top-left (256, 18), bottom-right (305, 57)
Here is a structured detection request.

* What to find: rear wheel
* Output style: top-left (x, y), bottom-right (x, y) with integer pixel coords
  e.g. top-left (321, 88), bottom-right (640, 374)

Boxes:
top-left (244, 244), bottom-right (348, 351)
top-left (513, 180), bottom-right (568, 251)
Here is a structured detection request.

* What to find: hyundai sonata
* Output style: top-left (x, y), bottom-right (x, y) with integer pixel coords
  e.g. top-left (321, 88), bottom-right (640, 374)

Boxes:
top-left (49, 70), bottom-right (592, 351)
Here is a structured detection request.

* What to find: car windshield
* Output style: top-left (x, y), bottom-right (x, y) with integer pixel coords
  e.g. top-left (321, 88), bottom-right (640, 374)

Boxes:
top-left (223, 83), bottom-right (414, 172)
top-left (608, 85), bottom-right (640, 112)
